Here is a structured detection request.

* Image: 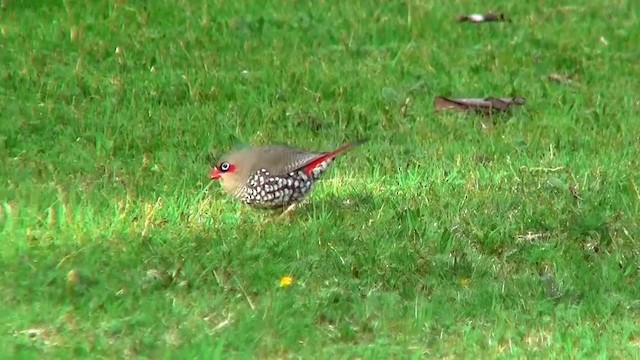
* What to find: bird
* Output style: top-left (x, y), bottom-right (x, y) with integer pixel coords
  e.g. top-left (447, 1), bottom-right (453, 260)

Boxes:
top-left (209, 139), bottom-right (367, 216)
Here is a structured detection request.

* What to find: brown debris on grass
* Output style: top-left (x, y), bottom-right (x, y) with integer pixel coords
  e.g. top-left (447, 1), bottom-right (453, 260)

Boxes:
top-left (141, 259), bottom-right (187, 290)
top-left (539, 264), bottom-right (563, 300)
top-left (519, 166), bottom-right (582, 203)
top-left (434, 96), bottom-right (526, 116)
top-left (14, 327), bottom-right (59, 348)
top-left (457, 12), bottom-right (508, 23)
top-left (516, 232), bottom-right (552, 243)
top-left (548, 73), bottom-right (573, 85)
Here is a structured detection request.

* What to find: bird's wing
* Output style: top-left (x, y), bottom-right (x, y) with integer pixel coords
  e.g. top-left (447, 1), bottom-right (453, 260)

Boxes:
top-left (252, 140), bottom-right (366, 177)
top-left (260, 146), bottom-right (326, 176)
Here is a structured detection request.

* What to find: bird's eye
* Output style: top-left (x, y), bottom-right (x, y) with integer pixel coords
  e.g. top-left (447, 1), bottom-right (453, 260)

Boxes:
top-left (219, 162), bottom-right (231, 172)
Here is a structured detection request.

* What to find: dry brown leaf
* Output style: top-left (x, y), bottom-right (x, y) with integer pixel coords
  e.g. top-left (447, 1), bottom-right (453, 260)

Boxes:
top-left (434, 96), bottom-right (525, 116)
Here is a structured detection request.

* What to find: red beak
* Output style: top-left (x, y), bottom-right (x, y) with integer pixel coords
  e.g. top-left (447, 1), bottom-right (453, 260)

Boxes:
top-left (209, 167), bottom-right (221, 180)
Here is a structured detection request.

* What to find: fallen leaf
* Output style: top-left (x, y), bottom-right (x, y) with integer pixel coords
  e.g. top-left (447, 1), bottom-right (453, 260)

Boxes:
top-left (457, 12), bottom-right (508, 23)
top-left (434, 96), bottom-right (525, 116)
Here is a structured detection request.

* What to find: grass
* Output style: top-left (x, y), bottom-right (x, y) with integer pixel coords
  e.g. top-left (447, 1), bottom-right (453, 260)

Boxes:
top-left (2, 0), bottom-right (640, 357)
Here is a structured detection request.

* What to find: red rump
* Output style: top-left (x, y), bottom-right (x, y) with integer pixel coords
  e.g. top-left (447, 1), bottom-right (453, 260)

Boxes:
top-left (301, 141), bottom-right (364, 176)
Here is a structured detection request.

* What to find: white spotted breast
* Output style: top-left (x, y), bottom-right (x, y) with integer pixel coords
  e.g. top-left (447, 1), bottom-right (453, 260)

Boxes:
top-left (240, 168), bottom-right (315, 207)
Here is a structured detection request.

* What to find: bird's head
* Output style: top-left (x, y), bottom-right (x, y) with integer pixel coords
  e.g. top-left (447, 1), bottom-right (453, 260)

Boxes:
top-left (210, 149), bottom-right (256, 195)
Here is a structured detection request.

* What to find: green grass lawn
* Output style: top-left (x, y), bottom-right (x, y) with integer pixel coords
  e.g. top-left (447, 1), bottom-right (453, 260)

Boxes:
top-left (2, 0), bottom-right (640, 358)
